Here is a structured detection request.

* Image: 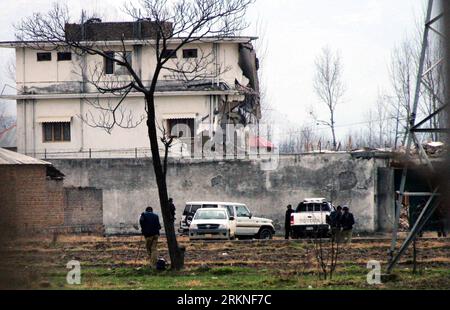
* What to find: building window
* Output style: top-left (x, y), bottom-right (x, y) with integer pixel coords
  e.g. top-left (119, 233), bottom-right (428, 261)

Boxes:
top-left (183, 49), bottom-right (198, 59)
top-left (167, 118), bottom-right (195, 138)
top-left (161, 49), bottom-right (177, 59)
top-left (104, 51), bottom-right (132, 75)
top-left (43, 122), bottom-right (71, 142)
top-left (104, 51), bottom-right (115, 75)
top-left (115, 51), bottom-right (132, 75)
top-left (57, 52), bottom-right (72, 61)
top-left (37, 52), bottom-right (52, 61)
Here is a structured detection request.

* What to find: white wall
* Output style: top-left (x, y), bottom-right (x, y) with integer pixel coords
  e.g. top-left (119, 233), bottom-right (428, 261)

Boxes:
top-left (14, 39), bottom-right (254, 155)
top-left (15, 41), bottom-right (250, 91)
top-left (17, 95), bottom-right (211, 154)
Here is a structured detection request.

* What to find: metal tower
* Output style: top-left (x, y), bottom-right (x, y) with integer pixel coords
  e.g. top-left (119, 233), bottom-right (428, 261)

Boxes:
top-left (387, 0), bottom-right (449, 273)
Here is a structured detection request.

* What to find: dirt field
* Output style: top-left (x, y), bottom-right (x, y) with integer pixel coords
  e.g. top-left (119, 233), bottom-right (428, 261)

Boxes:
top-left (0, 234), bottom-right (449, 290)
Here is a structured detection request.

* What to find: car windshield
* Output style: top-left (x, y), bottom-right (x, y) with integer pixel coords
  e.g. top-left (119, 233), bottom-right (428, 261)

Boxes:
top-left (194, 210), bottom-right (227, 220)
top-left (297, 202), bottom-right (329, 212)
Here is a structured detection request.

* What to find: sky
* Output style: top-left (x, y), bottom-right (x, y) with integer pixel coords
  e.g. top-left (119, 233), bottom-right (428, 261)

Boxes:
top-left (0, 0), bottom-right (424, 140)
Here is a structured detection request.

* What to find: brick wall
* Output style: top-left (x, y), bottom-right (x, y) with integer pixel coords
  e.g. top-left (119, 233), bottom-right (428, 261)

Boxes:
top-left (0, 166), bottom-right (18, 237)
top-left (64, 187), bottom-right (103, 228)
top-left (0, 165), bottom-right (65, 236)
top-left (0, 164), bottom-right (105, 236)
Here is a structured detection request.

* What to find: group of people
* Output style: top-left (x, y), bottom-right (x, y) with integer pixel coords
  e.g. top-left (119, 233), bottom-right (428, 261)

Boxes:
top-left (328, 205), bottom-right (355, 244)
top-left (284, 204), bottom-right (355, 244)
top-left (138, 198), bottom-right (176, 268)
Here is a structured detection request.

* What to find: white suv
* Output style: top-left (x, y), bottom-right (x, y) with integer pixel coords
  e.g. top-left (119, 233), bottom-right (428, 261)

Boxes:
top-left (189, 208), bottom-right (236, 240)
top-left (180, 201), bottom-right (275, 239)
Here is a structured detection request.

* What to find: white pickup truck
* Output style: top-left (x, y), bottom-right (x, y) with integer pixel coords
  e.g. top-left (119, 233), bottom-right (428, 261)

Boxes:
top-left (290, 198), bottom-right (335, 238)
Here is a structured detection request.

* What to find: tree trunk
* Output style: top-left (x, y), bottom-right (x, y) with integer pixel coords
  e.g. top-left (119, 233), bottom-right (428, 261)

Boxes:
top-left (145, 93), bottom-right (185, 270)
top-left (329, 109), bottom-right (337, 151)
top-left (331, 123), bottom-right (337, 151)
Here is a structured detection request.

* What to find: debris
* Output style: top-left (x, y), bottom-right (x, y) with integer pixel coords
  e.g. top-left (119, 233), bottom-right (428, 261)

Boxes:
top-left (423, 141), bottom-right (445, 157)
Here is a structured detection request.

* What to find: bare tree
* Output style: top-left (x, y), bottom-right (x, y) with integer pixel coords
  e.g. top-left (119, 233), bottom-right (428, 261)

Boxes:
top-left (278, 123), bottom-right (318, 154)
top-left (388, 5), bottom-right (445, 148)
top-left (365, 108), bottom-right (375, 148)
top-left (16, 0), bottom-right (254, 270)
top-left (418, 33), bottom-right (445, 142)
top-left (312, 47), bottom-right (345, 151)
top-left (310, 232), bottom-right (340, 280)
top-left (389, 38), bottom-right (417, 147)
top-left (375, 92), bottom-right (399, 149)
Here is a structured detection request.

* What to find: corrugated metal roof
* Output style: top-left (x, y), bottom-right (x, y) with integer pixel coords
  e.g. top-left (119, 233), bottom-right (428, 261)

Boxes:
top-left (0, 148), bottom-right (51, 165)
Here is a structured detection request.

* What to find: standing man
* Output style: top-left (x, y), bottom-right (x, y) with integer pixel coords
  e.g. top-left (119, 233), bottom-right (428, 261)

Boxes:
top-left (169, 198), bottom-right (176, 222)
top-left (139, 207), bottom-right (161, 268)
top-left (285, 205), bottom-right (294, 240)
top-left (328, 205), bottom-right (342, 242)
top-left (340, 206), bottom-right (355, 244)
top-left (435, 206), bottom-right (448, 238)
top-left (413, 200), bottom-right (426, 237)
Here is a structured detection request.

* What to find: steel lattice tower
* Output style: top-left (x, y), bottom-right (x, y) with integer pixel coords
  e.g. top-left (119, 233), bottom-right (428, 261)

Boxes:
top-left (387, 0), bottom-right (449, 273)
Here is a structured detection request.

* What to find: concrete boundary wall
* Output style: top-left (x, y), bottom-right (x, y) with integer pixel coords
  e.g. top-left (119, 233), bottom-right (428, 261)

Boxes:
top-left (50, 154), bottom-right (391, 235)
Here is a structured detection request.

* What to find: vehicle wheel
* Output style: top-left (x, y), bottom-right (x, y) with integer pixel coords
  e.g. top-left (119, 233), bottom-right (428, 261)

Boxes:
top-left (258, 228), bottom-right (273, 240)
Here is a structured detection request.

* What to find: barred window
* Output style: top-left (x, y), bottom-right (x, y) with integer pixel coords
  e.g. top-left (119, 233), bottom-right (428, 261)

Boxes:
top-left (37, 52), bottom-right (52, 61)
top-left (182, 49), bottom-right (198, 58)
top-left (57, 52), bottom-right (72, 61)
top-left (43, 122), bottom-right (71, 142)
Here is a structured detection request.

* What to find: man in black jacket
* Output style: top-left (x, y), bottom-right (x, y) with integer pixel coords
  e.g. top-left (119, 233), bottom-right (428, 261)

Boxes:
top-left (169, 198), bottom-right (176, 222)
top-left (340, 206), bottom-right (355, 244)
top-left (328, 205), bottom-right (342, 242)
top-left (285, 205), bottom-right (294, 239)
top-left (139, 207), bottom-right (162, 268)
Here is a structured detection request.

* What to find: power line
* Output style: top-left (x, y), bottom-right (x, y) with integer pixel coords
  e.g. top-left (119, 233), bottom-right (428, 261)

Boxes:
top-left (270, 115), bottom-right (408, 136)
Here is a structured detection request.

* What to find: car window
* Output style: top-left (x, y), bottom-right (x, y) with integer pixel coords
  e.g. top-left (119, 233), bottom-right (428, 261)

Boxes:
top-left (183, 205), bottom-right (191, 216)
top-left (225, 206), bottom-right (234, 217)
top-left (194, 210), bottom-right (227, 220)
top-left (314, 204), bottom-right (322, 212)
top-left (296, 203), bottom-right (306, 212)
top-left (236, 205), bottom-right (250, 217)
top-left (202, 204), bottom-right (218, 209)
top-left (321, 203), bottom-right (331, 212)
top-left (191, 205), bottom-right (202, 214)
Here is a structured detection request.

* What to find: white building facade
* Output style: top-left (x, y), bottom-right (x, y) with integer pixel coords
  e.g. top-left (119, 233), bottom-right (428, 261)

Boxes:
top-left (0, 21), bottom-right (261, 159)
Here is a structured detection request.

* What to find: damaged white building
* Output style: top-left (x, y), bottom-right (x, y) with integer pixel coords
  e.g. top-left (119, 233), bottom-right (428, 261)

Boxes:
top-left (0, 20), bottom-right (261, 158)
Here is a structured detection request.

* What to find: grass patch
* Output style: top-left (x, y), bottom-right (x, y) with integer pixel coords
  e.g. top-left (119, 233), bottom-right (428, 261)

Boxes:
top-left (34, 265), bottom-right (449, 290)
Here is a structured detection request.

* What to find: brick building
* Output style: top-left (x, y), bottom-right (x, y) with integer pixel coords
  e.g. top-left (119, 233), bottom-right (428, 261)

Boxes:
top-left (0, 148), bottom-right (65, 235)
top-left (0, 148), bottom-right (104, 236)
